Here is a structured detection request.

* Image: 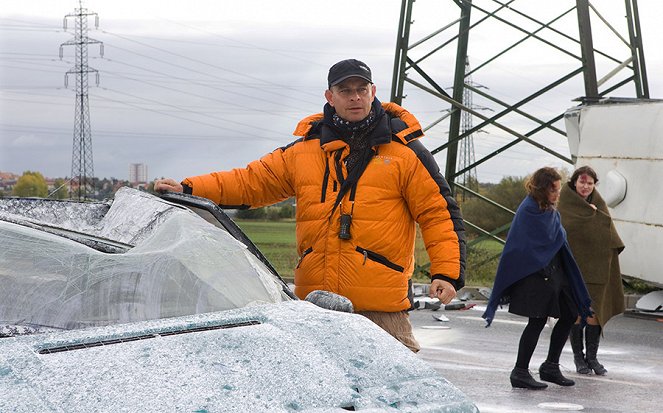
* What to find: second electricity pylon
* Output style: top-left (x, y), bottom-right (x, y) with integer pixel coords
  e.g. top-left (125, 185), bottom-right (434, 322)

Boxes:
top-left (457, 57), bottom-right (486, 198)
top-left (60, 0), bottom-right (103, 200)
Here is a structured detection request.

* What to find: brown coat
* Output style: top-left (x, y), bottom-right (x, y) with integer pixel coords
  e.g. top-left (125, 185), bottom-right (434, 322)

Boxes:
top-left (558, 183), bottom-right (625, 327)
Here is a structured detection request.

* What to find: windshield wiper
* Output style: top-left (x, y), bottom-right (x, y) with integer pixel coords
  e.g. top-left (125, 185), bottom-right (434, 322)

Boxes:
top-left (0, 218), bottom-right (132, 253)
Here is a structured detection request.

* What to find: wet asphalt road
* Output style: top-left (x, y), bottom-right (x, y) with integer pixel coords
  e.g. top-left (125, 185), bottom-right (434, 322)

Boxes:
top-left (409, 299), bottom-right (663, 413)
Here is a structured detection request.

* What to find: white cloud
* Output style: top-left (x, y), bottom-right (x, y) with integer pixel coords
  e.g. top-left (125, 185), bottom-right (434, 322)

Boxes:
top-left (6, 133), bottom-right (55, 147)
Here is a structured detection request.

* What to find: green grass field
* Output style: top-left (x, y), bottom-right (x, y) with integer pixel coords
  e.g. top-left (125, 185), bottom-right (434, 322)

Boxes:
top-left (235, 219), bottom-right (299, 280)
top-left (235, 219), bottom-right (501, 287)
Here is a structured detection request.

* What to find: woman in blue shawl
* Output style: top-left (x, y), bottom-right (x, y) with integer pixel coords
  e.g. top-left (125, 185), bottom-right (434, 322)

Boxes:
top-left (482, 167), bottom-right (591, 390)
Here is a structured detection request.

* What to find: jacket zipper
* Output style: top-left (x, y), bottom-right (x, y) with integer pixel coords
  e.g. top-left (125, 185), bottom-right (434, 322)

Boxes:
top-left (355, 247), bottom-right (404, 272)
top-left (320, 157), bottom-right (329, 203)
top-left (296, 247), bottom-right (313, 269)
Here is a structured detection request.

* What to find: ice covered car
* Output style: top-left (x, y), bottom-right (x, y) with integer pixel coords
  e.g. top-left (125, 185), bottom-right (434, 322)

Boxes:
top-left (0, 187), bottom-right (477, 412)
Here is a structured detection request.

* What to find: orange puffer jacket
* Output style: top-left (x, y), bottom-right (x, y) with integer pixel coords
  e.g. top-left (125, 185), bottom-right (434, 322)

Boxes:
top-left (182, 102), bottom-right (466, 312)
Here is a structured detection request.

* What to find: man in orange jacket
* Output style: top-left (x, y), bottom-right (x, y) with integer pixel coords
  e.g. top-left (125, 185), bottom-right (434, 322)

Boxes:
top-left (155, 59), bottom-right (466, 352)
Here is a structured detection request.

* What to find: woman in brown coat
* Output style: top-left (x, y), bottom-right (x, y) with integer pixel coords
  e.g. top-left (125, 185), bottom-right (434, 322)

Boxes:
top-left (558, 166), bottom-right (625, 375)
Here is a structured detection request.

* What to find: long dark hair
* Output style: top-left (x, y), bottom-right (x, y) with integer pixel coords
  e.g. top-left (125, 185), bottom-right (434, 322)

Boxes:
top-left (525, 167), bottom-right (562, 210)
top-left (569, 165), bottom-right (599, 190)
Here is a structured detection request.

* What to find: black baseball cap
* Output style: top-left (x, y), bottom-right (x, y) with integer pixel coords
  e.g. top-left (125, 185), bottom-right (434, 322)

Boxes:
top-left (327, 59), bottom-right (372, 88)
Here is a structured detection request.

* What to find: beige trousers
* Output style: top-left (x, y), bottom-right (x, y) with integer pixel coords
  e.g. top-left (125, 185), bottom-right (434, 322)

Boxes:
top-left (356, 310), bottom-right (421, 353)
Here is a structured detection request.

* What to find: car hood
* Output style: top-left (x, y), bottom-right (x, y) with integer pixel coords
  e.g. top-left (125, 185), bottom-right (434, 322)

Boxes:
top-left (0, 301), bottom-right (477, 413)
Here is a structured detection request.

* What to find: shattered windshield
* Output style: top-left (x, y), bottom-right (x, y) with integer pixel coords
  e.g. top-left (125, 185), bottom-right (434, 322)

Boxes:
top-left (0, 188), bottom-right (290, 336)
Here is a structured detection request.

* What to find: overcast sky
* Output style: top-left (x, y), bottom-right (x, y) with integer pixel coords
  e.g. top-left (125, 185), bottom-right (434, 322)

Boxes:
top-left (1, 0), bottom-right (662, 183)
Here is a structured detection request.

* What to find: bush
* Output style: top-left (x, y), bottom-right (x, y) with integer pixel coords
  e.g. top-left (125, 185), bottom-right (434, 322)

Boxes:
top-left (279, 204), bottom-right (295, 219)
top-left (459, 176), bottom-right (526, 241)
top-left (266, 207), bottom-right (281, 221)
top-left (235, 204), bottom-right (294, 221)
top-left (235, 208), bottom-right (267, 220)
top-left (12, 171), bottom-right (48, 198)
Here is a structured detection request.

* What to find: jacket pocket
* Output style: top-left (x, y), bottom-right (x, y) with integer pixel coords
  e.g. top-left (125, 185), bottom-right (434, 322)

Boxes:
top-left (297, 247), bottom-right (313, 269)
top-left (355, 246), bottom-right (404, 272)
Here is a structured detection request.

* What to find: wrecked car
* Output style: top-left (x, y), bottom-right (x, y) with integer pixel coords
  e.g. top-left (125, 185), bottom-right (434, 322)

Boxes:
top-left (0, 187), bottom-right (478, 412)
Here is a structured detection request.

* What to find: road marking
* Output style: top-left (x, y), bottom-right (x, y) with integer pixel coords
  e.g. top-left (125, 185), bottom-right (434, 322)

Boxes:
top-left (456, 315), bottom-right (531, 326)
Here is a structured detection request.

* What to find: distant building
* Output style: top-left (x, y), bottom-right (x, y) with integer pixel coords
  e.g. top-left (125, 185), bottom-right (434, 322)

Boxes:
top-left (128, 163), bottom-right (148, 184)
top-left (0, 171), bottom-right (19, 194)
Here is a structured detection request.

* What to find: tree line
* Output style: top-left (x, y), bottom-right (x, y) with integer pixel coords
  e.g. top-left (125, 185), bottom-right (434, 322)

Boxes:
top-left (460, 176), bottom-right (528, 240)
top-left (3, 171), bottom-right (69, 199)
top-left (0, 171), bottom-right (133, 200)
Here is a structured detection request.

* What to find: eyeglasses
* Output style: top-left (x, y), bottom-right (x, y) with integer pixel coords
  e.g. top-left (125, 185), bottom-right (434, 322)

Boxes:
top-left (333, 85), bottom-right (371, 98)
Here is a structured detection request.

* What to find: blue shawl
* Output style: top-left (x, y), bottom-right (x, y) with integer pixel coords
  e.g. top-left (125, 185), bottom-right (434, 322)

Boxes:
top-left (482, 195), bottom-right (592, 327)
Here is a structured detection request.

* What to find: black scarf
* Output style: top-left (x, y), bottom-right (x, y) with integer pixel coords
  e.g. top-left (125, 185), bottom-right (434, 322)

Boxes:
top-left (323, 98), bottom-right (385, 173)
top-left (322, 98), bottom-right (386, 216)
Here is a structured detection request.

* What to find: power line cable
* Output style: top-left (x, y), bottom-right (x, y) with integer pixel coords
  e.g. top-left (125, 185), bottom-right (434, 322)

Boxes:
top-left (155, 17), bottom-right (327, 68)
top-left (95, 86), bottom-right (287, 141)
top-left (99, 30), bottom-right (321, 104)
top-left (96, 56), bottom-right (314, 118)
top-left (0, 122), bottom-right (286, 142)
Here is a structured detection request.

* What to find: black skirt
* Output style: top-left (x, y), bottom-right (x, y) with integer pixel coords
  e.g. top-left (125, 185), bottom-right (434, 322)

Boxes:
top-left (507, 250), bottom-right (578, 319)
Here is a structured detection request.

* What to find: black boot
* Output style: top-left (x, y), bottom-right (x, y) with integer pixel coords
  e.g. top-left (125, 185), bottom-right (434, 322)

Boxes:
top-left (539, 361), bottom-right (575, 386)
top-left (586, 325), bottom-right (607, 375)
top-left (510, 367), bottom-right (548, 390)
top-left (569, 324), bottom-right (591, 374)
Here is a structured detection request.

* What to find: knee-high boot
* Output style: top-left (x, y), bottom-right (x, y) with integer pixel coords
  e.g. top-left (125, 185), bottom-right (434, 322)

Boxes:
top-left (569, 324), bottom-right (590, 374)
top-left (585, 324), bottom-right (607, 375)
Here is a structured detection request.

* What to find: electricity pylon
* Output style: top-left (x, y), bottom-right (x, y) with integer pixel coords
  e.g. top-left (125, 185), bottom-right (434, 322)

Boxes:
top-left (60, 0), bottom-right (103, 200)
top-left (457, 57), bottom-right (487, 198)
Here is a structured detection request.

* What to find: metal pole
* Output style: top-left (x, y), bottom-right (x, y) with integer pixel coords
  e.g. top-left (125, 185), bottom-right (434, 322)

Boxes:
top-left (625, 0), bottom-right (649, 98)
top-left (391, 0), bottom-right (414, 104)
top-left (576, 0), bottom-right (599, 100)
